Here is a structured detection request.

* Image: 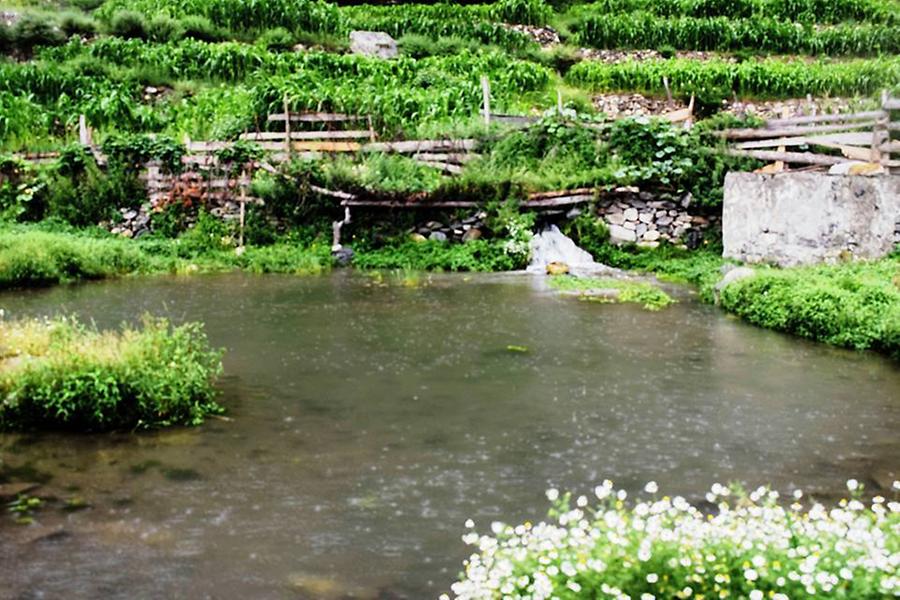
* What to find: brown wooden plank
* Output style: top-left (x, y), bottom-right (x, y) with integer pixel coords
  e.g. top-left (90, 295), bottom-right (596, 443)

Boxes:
top-left (239, 130), bottom-right (375, 141)
top-left (719, 121), bottom-right (877, 140)
top-left (413, 153), bottom-right (478, 164)
top-left (764, 110), bottom-right (884, 127)
top-left (529, 188), bottom-right (596, 200)
top-left (362, 139), bottom-right (479, 153)
top-left (523, 194), bottom-right (595, 208)
top-left (725, 149), bottom-right (847, 165)
top-left (267, 112), bottom-right (366, 123)
top-left (734, 131), bottom-right (882, 150)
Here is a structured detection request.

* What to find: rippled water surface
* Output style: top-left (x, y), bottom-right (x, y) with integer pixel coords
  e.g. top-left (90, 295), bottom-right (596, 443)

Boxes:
top-left (1, 272), bottom-right (897, 599)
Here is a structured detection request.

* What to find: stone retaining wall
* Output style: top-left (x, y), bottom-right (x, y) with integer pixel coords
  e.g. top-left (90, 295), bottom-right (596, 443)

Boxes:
top-left (594, 188), bottom-right (718, 247)
top-left (722, 172), bottom-right (900, 266)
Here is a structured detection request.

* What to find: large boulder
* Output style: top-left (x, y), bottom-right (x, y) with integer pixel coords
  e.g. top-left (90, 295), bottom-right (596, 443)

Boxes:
top-left (349, 31), bottom-right (398, 59)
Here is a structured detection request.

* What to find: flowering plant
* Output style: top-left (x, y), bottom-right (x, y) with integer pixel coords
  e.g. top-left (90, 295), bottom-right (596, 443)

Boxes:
top-left (446, 480), bottom-right (900, 599)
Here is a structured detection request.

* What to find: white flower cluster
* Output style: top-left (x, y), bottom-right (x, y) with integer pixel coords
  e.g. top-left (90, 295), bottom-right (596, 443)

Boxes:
top-left (444, 480), bottom-right (900, 600)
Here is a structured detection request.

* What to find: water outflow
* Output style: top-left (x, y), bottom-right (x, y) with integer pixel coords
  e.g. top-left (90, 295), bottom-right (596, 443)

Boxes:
top-left (527, 225), bottom-right (618, 276)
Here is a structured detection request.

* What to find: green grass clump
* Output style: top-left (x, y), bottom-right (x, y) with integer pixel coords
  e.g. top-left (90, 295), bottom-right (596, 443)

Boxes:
top-left (0, 316), bottom-right (223, 431)
top-left (353, 240), bottom-right (526, 272)
top-left (549, 275), bottom-right (676, 310)
top-left (719, 257), bottom-right (900, 357)
top-left (0, 224), bottom-right (332, 288)
top-left (0, 227), bottom-right (156, 287)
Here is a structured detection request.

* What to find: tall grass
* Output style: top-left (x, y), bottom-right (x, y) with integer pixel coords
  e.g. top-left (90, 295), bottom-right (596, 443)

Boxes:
top-left (0, 316), bottom-right (223, 431)
top-left (0, 225), bottom-right (331, 288)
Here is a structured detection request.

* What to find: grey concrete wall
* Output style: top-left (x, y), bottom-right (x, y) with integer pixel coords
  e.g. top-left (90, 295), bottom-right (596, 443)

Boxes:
top-left (722, 172), bottom-right (900, 266)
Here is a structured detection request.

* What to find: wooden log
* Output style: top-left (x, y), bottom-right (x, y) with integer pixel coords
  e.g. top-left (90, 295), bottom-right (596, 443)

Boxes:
top-left (361, 139), bottom-right (478, 153)
top-left (413, 153), bottom-right (478, 164)
top-left (239, 130), bottom-right (375, 141)
top-left (882, 98), bottom-right (900, 110)
top-left (267, 112), bottom-right (366, 123)
top-left (341, 199), bottom-right (480, 208)
top-left (764, 110), bottom-right (884, 127)
top-left (880, 140), bottom-right (900, 153)
top-left (523, 194), bottom-right (595, 208)
top-left (529, 188), bottom-right (595, 200)
top-left (310, 185), bottom-right (357, 200)
top-left (734, 131), bottom-right (883, 150)
top-left (725, 149), bottom-right (847, 165)
top-left (718, 121), bottom-right (877, 140)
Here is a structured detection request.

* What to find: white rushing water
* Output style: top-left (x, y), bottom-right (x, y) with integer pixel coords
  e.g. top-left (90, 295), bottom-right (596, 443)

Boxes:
top-left (527, 225), bottom-right (619, 276)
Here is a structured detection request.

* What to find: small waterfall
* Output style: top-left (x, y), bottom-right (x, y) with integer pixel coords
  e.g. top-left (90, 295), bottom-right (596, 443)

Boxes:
top-left (527, 225), bottom-right (618, 276)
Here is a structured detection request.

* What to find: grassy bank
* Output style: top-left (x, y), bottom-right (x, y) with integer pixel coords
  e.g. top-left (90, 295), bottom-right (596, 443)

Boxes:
top-left (0, 224), bottom-right (332, 288)
top-left (719, 256), bottom-right (900, 359)
top-left (593, 243), bottom-right (900, 359)
top-left (0, 316), bottom-right (223, 431)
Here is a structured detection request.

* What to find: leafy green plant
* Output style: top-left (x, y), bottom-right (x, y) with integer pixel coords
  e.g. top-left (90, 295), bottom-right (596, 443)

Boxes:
top-left (12, 15), bottom-right (66, 54)
top-left (354, 239), bottom-right (526, 272)
top-left (489, 0), bottom-right (553, 25)
top-left (107, 11), bottom-right (149, 39)
top-left (0, 315), bottom-right (224, 431)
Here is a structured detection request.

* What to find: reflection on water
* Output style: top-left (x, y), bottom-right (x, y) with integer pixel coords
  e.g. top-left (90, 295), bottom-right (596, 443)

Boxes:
top-left (0, 272), bottom-right (897, 599)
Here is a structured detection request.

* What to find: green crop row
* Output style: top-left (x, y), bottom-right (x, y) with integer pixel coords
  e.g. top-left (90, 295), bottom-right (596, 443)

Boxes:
top-left (2, 42), bottom-right (553, 142)
top-left (570, 13), bottom-right (900, 55)
top-left (95, 0), bottom-right (345, 33)
top-left (563, 0), bottom-right (900, 25)
top-left (566, 56), bottom-right (900, 101)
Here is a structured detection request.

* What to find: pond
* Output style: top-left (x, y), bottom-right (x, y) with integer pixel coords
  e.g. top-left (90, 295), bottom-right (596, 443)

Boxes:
top-left (1, 272), bottom-right (898, 599)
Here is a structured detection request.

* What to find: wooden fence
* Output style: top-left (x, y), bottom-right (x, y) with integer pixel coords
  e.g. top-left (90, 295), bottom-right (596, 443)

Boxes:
top-left (721, 93), bottom-right (899, 171)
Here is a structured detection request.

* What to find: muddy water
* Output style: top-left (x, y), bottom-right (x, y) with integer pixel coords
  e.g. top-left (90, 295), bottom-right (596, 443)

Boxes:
top-left (0, 272), bottom-right (897, 599)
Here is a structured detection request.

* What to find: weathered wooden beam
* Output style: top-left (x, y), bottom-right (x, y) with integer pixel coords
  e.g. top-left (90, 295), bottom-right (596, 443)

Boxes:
top-left (413, 159), bottom-right (463, 174)
top-left (734, 131), bottom-right (883, 150)
top-left (882, 98), bottom-right (900, 110)
top-left (361, 139), bottom-right (479, 153)
top-left (413, 153), bottom-right (478, 164)
top-left (523, 194), bottom-right (595, 207)
top-left (310, 185), bottom-right (357, 200)
top-left (880, 140), bottom-right (900, 153)
top-left (725, 149), bottom-right (847, 165)
top-left (239, 130), bottom-right (375, 141)
top-left (529, 187), bottom-right (596, 200)
top-left (764, 110), bottom-right (884, 127)
top-left (267, 112), bottom-right (367, 123)
top-left (719, 121), bottom-right (877, 140)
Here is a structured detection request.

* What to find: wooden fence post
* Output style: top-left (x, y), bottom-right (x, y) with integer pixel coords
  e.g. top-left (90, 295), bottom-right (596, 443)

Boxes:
top-left (283, 95), bottom-right (292, 161)
top-left (557, 89), bottom-right (563, 114)
top-left (481, 76), bottom-right (491, 126)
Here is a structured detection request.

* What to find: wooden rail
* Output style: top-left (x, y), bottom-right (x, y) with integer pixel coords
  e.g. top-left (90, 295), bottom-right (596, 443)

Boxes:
top-left (722, 94), bottom-right (899, 170)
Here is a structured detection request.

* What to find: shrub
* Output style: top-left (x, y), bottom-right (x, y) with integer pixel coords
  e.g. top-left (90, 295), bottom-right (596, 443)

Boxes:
top-left (353, 240), bottom-right (525, 272)
top-left (398, 33), bottom-right (434, 58)
top-left (0, 23), bottom-right (11, 53)
top-left (146, 15), bottom-right (180, 42)
top-left (177, 15), bottom-right (223, 42)
top-left (448, 480), bottom-right (900, 599)
top-left (549, 275), bottom-right (676, 310)
top-left (0, 316), bottom-right (223, 431)
top-left (561, 212), bottom-right (610, 259)
top-left (59, 12), bottom-right (97, 37)
top-left (258, 27), bottom-right (294, 51)
top-left (12, 15), bottom-right (66, 53)
top-left (108, 11), bottom-right (149, 39)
